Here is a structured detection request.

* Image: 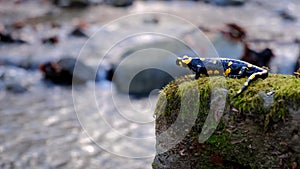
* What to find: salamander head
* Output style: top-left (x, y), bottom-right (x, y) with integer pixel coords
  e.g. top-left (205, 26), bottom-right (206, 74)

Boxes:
top-left (176, 55), bottom-right (192, 68)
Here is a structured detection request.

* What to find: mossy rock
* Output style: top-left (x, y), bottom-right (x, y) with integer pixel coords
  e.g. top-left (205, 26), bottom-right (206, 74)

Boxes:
top-left (153, 74), bottom-right (300, 169)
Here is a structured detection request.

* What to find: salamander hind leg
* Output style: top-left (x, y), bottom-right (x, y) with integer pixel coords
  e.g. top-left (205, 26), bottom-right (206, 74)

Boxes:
top-left (233, 70), bottom-right (268, 98)
top-left (228, 66), bottom-right (248, 79)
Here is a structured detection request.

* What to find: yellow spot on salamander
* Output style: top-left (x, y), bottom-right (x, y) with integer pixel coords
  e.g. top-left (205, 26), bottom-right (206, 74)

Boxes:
top-left (228, 61), bottom-right (233, 67)
top-left (213, 60), bottom-right (217, 64)
top-left (224, 68), bottom-right (231, 76)
top-left (183, 55), bottom-right (189, 59)
top-left (248, 64), bottom-right (253, 68)
top-left (200, 58), bottom-right (205, 61)
top-left (237, 89), bottom-right (242, 94)
top-left (178, 61), bottom-right (183, 67)
top-left (249, 74), bottom-right (255, 80)
top-left (207, 70), bottom-right (213, 75)
top-left (182, 57), bottom-right (192, 64)
top-left (214, 70), bottom-right (219, 74)
top-left (244, 82), bottom-right (249, 86)
top-left (238, 71), bottom-right (242, 74)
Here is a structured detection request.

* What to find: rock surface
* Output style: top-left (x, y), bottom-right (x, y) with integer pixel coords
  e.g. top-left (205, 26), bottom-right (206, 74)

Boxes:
top-left (106, 0), bottom-right (133, 7)
top-left (204, 0), bottom-right (246, 6)
top-left (39, 58), bottom-right (96, 85)
top-left (111, 40), bottom-right (194, 95)
top-left (153, 74), bottom-right (300, 169)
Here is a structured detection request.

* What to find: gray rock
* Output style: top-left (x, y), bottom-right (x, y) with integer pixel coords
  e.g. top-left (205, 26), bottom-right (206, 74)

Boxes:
top-left (278, 9), bottom-right (297, 21)
top-left (53, 0), bottom-right (91, 8)
top-left (204, 0), bottom-right (246, 6)
top-left (39, 58), bottom-right (96, 85)
top-left (106, 0), bottom-right (133, 7)
top-left (111, 40), bottom-right (194, 95)
top-left (5, 83), bottom-right (27, 94)
top-left (153, 76), bottom-right (300, 169)
top-left (58, 58), bottom-right (96, 83)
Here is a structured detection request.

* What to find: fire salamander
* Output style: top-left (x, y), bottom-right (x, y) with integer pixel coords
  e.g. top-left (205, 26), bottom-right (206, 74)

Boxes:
top-left (176, 55), bottom-right (268, 97)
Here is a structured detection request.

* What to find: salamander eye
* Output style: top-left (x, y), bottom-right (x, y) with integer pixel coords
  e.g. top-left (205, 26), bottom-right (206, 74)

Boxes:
top-left (176, 58), bottom-right (182, 66)
top-left (182, 57), bottom-right (192, 64)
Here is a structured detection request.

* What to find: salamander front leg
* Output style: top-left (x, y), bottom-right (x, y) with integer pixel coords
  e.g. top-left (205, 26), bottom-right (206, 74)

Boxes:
top-left (195, 73), bottom-right (200, 79)
top-left (195, 65), bottom-right (208, 79)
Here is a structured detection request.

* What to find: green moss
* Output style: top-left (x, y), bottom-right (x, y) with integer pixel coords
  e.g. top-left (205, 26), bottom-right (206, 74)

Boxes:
top-left (154, 74), bottom-right (300, 168)
top-left (151, 162), bottom-right (156, 168)
top-left (156, 74), bottom-right (300, 128)
top-left (206, 132), bottom-right (231, 150)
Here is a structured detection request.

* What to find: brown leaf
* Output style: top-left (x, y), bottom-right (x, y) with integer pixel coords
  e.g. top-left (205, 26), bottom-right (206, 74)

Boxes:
top-left (210, 153), bottom-right (224, 167)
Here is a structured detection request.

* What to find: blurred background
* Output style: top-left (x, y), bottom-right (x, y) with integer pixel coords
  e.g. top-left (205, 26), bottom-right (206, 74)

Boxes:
top-left (0, 0), bottom-right (300, 168)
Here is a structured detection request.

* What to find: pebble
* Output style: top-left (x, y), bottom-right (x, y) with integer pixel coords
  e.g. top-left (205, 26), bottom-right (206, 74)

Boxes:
top-left (107, 0), bottom-right (134, 7)
top-left (0, 32), bottom-right (26, 44)
top-left (204, 0), bottom-right (246, 6)
top-left (69, 28), bottom-right (88, 38)
top-left (278, 10), bottom-right (297, 21)
top-left (53, 0), bottom-right (90, 8)
top-left (41, 36), bottom-right (59, 45)
top-left (39, 57), bottom-right (96, 85)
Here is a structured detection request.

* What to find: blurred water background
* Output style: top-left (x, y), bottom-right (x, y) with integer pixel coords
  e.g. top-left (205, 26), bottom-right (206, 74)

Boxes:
top-left (0, 0), bottom-right (300, 168)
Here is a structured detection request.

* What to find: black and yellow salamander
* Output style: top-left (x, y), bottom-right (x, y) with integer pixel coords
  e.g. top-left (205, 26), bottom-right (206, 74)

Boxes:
top-left (176, 55), bottom-right (268, 97)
